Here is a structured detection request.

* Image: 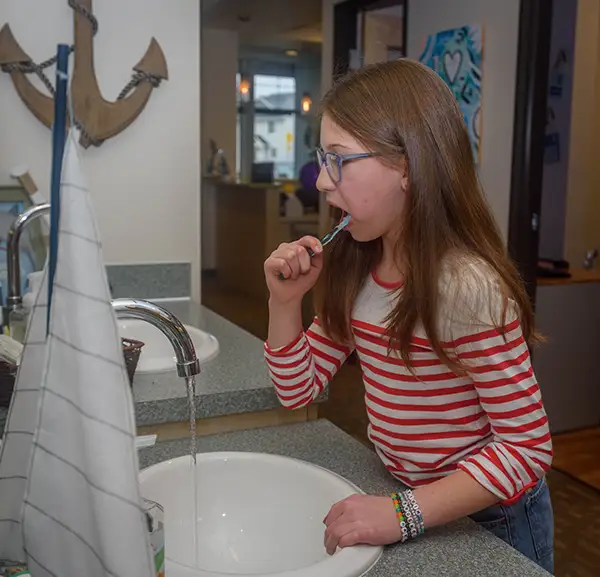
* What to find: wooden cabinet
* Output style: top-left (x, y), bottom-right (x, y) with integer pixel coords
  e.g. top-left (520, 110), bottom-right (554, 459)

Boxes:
top-left (533, 274), bottom-right (600, 433)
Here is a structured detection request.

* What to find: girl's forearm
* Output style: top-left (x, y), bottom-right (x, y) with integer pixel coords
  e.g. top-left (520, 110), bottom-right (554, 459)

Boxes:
top-left (413, 470), bottom-right (499, 529)
top-left (267, 300), bottom-right (304, 349)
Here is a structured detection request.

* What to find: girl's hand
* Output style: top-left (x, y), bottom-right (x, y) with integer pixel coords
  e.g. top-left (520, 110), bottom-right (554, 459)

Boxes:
top-left (264, 236), bottom-right (323, 306)
top-left (323, 494), bottom-right (402, 555)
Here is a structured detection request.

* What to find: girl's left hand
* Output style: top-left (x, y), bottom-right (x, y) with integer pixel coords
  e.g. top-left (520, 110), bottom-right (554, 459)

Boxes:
top-left (323, 494), bottom-right (402, 555)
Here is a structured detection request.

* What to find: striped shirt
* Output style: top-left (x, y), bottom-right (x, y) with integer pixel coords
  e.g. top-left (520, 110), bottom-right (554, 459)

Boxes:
top-left (264, 260), bottom-right (552, 504)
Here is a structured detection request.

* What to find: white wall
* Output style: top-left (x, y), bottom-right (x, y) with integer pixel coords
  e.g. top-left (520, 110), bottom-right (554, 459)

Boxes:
top-left (201, 27), bottom-right (238, 170)
top-left (0, 0), bottom-right (201, 298)
top-left (200, 28), bottom-right (237, 272)
top-left (565, 0), bottom-right (600, 267)
top-left (406, 0), bottom-right (520, 239)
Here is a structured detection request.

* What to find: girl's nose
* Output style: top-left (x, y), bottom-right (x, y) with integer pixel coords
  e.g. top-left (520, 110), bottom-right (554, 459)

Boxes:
top-left (316, 163), bottom-right (335, 192)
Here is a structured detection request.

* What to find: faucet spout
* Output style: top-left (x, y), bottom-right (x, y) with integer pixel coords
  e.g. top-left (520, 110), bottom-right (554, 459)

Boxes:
top-left (112, 298), bottom-right (201, 378)
top-left (7, 203), bottom-right (51, 309)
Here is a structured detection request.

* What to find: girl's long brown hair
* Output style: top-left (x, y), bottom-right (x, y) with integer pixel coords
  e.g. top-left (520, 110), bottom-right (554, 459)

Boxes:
top-left (314, 59), bottom-right (535, 373)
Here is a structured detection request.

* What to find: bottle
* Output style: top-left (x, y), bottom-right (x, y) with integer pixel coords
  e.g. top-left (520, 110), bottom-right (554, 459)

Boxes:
top-left (143, 498), bottom-right (165, 577)
top-left (8, 306), bottom-right (27, 344)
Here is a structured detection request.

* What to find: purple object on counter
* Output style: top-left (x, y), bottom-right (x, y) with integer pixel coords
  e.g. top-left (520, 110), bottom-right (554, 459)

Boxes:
top-left (299, 160), bottom-right (319, 192)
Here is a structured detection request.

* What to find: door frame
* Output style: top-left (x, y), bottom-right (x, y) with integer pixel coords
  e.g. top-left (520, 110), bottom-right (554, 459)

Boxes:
top-left (507, 0), bottom-right (554, 306)
top-left (333, 0), bottom-right (408, 80)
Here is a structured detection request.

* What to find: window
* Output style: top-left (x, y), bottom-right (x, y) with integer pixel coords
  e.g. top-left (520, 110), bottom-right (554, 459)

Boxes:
top-left (254, 113), bottom-right (295, 178)
top-left (237, 72), bottom-right (298, 180)
top-left (254, 75), bottom-right (296, 178)
top-left (254, 75), bottom-right (296, 111)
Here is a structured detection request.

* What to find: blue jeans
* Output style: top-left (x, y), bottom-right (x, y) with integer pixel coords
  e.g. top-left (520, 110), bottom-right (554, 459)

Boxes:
top-left (469, 477), bottom-right (554, 574)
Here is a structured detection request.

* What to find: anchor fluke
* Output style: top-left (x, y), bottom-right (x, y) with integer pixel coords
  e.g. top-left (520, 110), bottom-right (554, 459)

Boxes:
top-left (0, 23), bottom-right (56, 128)
top-left (0, 24), bottom-right (32, 65)
top-left (134, 37), bottom-right (168, 80)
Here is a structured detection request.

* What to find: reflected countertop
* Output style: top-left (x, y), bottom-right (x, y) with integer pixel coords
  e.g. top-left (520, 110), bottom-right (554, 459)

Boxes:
top-left (132, 299), bottom-right (324, 426)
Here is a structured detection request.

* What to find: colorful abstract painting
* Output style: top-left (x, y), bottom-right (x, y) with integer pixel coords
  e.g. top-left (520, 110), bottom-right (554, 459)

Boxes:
top-left (419, 25), bottom-right (483, 163)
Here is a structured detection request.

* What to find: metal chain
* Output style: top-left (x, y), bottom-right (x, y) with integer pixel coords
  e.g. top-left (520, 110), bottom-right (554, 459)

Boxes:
top-left (0, 0), bottom-right (164, 144)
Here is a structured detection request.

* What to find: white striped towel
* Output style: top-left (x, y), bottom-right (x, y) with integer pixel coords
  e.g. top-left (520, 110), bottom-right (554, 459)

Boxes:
top-left (0, 132), bottom-right (154, 577)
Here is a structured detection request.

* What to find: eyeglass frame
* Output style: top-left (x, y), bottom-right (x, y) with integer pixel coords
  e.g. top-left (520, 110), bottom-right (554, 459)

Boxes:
top-left (316, 147), bottom-right (380, 183)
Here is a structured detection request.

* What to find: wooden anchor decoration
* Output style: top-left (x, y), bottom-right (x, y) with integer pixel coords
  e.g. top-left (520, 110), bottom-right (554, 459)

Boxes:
top-left (0, 0), bottom-right (168, 148)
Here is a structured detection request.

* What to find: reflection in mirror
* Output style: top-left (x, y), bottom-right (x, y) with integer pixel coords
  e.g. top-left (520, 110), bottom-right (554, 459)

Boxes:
top-left (201, 0), bottom-right (323, 340)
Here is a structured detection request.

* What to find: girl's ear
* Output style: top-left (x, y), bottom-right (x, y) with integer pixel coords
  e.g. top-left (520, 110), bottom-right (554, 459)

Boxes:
top-left (401, 173), bottom-right (409, 193)
top-left (400, 159), bottom-right (409, 193)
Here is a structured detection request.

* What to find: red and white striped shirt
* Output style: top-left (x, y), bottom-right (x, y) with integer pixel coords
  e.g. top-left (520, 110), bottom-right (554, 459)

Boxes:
top-left (264, 261), bottom-right (552, 504)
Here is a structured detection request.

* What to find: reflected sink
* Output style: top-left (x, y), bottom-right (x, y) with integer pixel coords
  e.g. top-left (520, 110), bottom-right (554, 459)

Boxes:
top-left (139, 452), bottom-right (382, 577)
top-left (118, 318), bottom-right (219, 373)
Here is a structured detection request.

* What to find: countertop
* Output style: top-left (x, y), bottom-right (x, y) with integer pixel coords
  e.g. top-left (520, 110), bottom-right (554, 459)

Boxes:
top-left (0, 300), bottom-right (303, 435)
top-left (139, 419), bottom-right (551, 577)
top-left (537, 267), bottom-right (600, 286)
top-left (133, 299), bottom-right (298, 426)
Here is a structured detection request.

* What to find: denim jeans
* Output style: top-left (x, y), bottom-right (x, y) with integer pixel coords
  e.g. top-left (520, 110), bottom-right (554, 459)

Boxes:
top-left (469, 477), bottom-right (554, 574)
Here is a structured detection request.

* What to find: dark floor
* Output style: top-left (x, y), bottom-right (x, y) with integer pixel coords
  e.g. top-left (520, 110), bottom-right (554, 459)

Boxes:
top-left (553, 427), bottom-right (600, 492)
top-left (202, 273), bottom-right (600, 577)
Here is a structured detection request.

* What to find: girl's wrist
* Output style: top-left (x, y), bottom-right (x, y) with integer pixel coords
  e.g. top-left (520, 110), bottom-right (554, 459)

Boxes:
top-left (268, 297), bottom-right (303, 311)
top-left (391, 489), bottom-right (425, 542)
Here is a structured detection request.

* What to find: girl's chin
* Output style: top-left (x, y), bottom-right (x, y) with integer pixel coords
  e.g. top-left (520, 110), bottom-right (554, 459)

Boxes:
top-left (346, 224), bottom-right (378, 243)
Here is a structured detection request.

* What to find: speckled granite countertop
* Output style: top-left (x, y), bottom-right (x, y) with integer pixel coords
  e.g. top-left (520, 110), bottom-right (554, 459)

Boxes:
top-left (0, 300), bottom-right (299, 435)
top-left (133, 299), bottom-right (322, 426)
top-left (139, 419), bottom-right (551, 577)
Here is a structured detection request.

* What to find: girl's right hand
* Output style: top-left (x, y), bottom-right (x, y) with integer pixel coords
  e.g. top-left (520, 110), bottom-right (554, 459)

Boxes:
top-left (264, 236), bottom-right (323, 305)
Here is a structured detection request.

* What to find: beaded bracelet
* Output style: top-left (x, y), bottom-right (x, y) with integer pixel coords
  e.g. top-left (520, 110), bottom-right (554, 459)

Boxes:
top-left (391, 493), bottom-right (410, 543)
top-left (404, 489), bottom-right (425, 536)
top-left (391, 490), bottom-right (425, 542)
top-left (397, 491), bottom-right (419, 539)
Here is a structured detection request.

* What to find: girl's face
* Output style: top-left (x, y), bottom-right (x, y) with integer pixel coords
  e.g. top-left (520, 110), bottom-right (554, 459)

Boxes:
top-left (317, 114), bottom-right (408, 243)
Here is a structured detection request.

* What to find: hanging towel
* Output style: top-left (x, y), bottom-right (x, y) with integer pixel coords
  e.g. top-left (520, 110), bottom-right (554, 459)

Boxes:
top-left (0, 131), bottom-right (154, 577)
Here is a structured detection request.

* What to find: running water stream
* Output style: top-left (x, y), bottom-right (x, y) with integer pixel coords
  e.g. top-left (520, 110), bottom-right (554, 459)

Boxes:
top-left (185, 376), bottom-right (199, 567)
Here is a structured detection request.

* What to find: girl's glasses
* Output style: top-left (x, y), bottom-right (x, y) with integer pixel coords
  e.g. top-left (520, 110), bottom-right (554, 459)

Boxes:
top-left (316, 147), bottom-right (379, 183)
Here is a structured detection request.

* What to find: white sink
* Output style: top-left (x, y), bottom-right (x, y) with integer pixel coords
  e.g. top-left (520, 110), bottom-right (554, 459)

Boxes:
top-left (118, 318), bottom-right (219, 373)
top-left (138, 452), bottom-right (383, 577)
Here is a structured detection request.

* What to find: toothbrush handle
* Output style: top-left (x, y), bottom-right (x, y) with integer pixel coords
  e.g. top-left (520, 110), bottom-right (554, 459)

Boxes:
top-left (275, 216), bottom-right (349, 281)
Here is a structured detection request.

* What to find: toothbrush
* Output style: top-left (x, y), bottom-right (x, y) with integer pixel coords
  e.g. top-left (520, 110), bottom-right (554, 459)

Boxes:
top-left (279, 213), bottom-right (351, 280)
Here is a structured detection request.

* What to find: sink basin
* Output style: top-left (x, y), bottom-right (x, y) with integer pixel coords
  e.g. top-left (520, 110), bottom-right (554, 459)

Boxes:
top-left (139, 452), bottom-right (382, 577)
top-left (118, 318), bottom-right (219, 373)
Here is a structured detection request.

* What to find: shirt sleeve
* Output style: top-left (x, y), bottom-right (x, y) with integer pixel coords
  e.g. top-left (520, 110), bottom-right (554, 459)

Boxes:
top-left (264, 318), bottom-right (353, 410)
top-left (441, 259), bottom-right (552, 502)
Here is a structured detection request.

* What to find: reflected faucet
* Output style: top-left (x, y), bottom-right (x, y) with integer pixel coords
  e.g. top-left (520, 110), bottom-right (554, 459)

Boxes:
top-left (6, 203), bottom-right (51, 310)
top-left (111, 298), bottom-right (201, 378)
top-left (5, 205), bottom-right (201, 378)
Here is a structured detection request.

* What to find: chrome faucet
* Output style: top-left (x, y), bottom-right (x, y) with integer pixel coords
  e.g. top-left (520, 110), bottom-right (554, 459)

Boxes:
top-left (6, 202), bottom-right (51, 310)
top-left (111, 298), bottom-right (201, 377)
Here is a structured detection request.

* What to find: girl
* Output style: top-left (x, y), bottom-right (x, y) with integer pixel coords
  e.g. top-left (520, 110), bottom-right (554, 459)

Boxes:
top-left (262, 59), bottom-right (553, 572)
